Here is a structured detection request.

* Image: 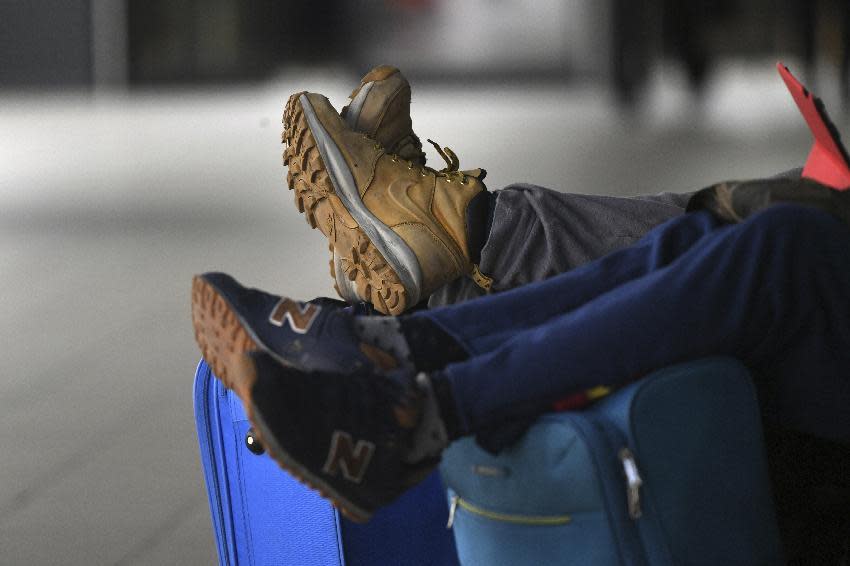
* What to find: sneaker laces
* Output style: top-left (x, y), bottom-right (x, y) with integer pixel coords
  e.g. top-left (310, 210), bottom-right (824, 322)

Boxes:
top-left (375, 135), bottom-right (492, 290)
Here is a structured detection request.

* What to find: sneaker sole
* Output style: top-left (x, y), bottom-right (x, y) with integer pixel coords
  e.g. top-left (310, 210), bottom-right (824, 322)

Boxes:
top-left (282, 92), bottom-right (422, 315)
top-left (192, 274), bottom-right (332, 381)
top-left (233, 356), bottom-right (374, 523)
top-left (190, 275), bottom-right (300, 398)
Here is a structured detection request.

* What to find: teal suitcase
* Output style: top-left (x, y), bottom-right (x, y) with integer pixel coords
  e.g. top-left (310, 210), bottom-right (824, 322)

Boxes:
top-left (440, 357), bottom-right (785, 566)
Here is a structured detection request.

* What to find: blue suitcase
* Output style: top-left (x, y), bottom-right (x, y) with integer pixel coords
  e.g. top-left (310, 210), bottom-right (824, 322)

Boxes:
top-left (439, 357), bottom-right (785, 566)
top-left (193, 359), bottom-right (461, 566)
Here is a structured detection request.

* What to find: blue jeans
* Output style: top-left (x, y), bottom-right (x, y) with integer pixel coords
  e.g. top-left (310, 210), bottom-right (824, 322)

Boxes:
top-left (417, 205), bottom-right (850, 443)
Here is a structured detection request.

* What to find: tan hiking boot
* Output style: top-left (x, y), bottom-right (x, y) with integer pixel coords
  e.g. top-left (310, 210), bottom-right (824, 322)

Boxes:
top-left (282, 91), bottom-right (489, 315)
top-left (341, 65), bottom-right (426, 166)
top-left (283, 65), bottom-right (428, 307)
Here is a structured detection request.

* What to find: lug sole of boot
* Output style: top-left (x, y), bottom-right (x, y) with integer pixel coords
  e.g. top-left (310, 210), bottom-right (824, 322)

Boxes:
top-left (282, 92), bottom-right (418, 315)
top-left (232, 356), bottom-right (374, 523)
top-left (191, 276), bottom-right (264, 397)
top-left (330, 244), bottom-right (360, 304)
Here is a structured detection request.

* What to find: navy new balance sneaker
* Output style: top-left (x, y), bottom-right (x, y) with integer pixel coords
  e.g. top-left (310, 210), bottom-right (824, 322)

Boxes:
top-left (191, 272), bottom-right (399, 390)
top-left (233, 351), bottom-right (438, 523)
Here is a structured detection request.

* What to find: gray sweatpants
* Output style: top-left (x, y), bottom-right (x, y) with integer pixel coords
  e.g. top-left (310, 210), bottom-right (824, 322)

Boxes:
top-left (429, 183), bottom-right (692, 307)
top-left (429, 167), bottom-right (804, 307)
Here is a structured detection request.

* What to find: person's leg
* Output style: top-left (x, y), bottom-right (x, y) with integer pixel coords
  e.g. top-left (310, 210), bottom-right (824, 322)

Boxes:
top-left (416, 209), bottom-right (723, 355)
top-left (429, 170), bottom-right (803, 309)
top-left (435, 205), bottom-right (850, 443)
top-left (218, 204), bottom-right (849, 521)
top-left (428, 184), bottom-right (690, 307)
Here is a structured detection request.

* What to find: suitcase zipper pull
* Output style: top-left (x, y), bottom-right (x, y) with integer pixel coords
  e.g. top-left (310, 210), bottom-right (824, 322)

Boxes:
top-left (619, 447), bottom-right (643, 519)
top-left (447, 495), bottom-right (459, 529)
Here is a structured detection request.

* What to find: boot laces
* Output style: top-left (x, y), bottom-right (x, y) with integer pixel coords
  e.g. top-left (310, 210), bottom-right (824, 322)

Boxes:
top-left (425, 139), bottom-right (466, 183)
top-left (374, 134), bottom-right (469, 184)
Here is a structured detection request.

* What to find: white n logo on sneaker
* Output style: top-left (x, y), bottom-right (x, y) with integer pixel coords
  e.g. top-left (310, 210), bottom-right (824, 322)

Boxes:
top-left (322, 431), bottom-right (375, 484)
top-left (268, 299), bottom-right (320, 333)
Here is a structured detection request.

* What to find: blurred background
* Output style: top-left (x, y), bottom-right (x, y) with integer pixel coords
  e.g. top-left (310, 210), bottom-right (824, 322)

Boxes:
top-left (1, 0), bottom-right (849, 563)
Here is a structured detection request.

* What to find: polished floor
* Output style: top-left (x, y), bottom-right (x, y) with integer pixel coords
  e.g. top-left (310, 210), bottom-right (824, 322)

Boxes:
top-left (0, 60), bottom-right (840, 564)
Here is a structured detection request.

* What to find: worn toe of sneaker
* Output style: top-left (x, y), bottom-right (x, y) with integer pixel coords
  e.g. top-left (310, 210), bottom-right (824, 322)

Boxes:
top-left (191, 272), bottom-right (385, 381)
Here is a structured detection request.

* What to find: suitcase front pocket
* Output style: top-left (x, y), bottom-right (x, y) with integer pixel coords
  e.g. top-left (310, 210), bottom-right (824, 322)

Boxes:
top-left (446, 488), bottom-right (620, 566)
top-left (447, 493), bottom-right (572, 528)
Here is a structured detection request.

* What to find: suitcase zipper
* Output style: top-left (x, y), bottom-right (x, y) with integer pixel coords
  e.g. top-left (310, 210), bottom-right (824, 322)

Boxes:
top-left (618, 448), bottom-right (643, 520)
top-left (564, 414), bottom-right (649, 566)
top-left (446, 493), bottom-right (572, 529)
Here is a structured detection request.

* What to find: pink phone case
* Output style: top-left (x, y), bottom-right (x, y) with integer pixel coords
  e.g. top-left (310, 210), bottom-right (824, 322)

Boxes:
top-left (777, 62), bottom-right (850, 190)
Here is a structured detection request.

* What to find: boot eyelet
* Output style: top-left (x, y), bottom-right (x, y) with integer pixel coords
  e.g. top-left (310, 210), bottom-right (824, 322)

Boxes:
top-left (245, 428), bottom-right (265, 455)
